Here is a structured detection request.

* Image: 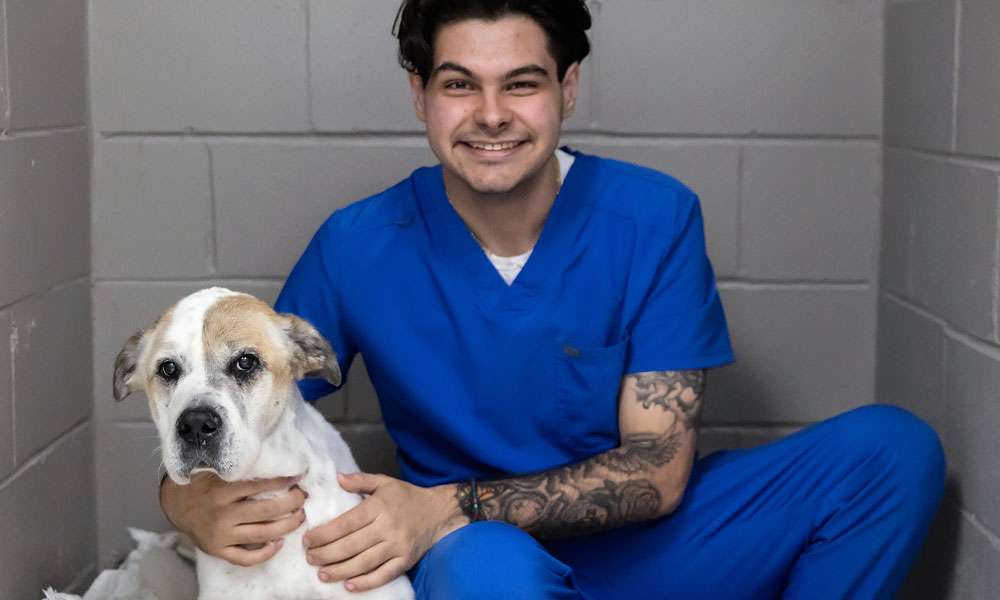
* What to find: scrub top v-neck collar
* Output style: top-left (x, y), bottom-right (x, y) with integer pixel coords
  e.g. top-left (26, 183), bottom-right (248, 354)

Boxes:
top-left (414, 149), bottom-right (594, 309)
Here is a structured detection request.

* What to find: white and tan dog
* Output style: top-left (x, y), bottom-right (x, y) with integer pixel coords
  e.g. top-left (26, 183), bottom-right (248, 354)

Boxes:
top-left (113, 287), bottom-right (414, 600)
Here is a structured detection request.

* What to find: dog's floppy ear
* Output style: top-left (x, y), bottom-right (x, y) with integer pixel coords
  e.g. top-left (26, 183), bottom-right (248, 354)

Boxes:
top-left (279, 314), bottom-right (342, 387)
top-left (113, 329), bottom-right (146, 402)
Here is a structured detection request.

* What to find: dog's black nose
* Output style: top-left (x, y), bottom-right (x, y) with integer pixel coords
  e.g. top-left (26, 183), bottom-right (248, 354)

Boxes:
top-left (176, 408), bottom-right (223, 447)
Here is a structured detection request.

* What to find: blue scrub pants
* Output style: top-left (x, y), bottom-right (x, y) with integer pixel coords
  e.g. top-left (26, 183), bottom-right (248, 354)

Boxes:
top-left (410, 405), bottom-right (945, 599)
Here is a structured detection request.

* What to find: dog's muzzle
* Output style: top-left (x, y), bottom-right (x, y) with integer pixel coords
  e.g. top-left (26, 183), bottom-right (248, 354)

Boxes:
top-left (176, 408), bottom-right (225, 464)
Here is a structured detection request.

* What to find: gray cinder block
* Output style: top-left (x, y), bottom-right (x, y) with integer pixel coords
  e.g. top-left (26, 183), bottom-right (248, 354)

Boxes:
top-left (741, 144), bottom-right (880, 281)
top-left (875, 295), bottom-right (946, 437)
top-left (943, 334), bottom-right (1000, 534)
top-left (10, 281), bottom-right (92, 464)
top-left (592, 0), bottom-right (881, 135)
top-left (93, 141), bottom-right (213, 279)
top-left (707, 285), bottom-right (876, 423)
top-left (94, 422), bottom-right (169, 568)
top-left (5, 0), bottom-right (87, 129)
top-left (566, 141), bottom-right (740, 277)
top-left (906, 155), bottom-right (997, 339)
top-left (0, 311), bottom-right (12, 480)
top-left (91, 0), bottom-right (309, 132)
top-left (0, 131), bottom-right (89, 308)
top-left (211, 142), bottom-right (435, 277)
top-left (884, 0), bottom-right (958, 152)
top-left (0, 425), bottom-right (95, 598)
top-left (880, 150), bottom-right (914, 296)
top-left (956, 0), bottom-right (1000, 158)
top-left (309, 0), bottom-right (422, 132)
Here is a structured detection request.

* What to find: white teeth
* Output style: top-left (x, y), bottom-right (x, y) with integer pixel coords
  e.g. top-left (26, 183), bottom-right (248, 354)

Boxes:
top-left (469, 142), bottom-right (520, 151)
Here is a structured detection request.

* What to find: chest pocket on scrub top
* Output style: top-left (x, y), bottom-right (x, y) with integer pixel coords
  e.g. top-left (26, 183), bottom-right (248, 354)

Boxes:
top-left (553, 336), bottom-right (629, 451)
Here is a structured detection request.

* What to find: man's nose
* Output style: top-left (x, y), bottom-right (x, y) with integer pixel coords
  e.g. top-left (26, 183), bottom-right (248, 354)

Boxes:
top-left (473, 90), bottom-right (512, 131)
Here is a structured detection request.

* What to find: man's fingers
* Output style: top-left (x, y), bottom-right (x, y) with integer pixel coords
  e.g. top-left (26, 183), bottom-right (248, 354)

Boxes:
top-left (307, 523), bottom-right (380, 567)
top-left (233, 508), bottom-right (306, 545)
top-left (304, 504), bottom-right (376, 549)
top-left (233, 487), bottom-right (306, 524)
top-left (319, 542), bottom-right (392, 583)
top-left (337, 472), bottom-right (384, 495)
top-left (217, 539), bottom-right (284, 568)
top-left (343, 557), bottom-right (409, 593)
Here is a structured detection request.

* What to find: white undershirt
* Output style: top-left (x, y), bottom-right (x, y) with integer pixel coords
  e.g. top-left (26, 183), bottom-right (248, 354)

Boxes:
top-left (481, 149), bottom-right (576, 285)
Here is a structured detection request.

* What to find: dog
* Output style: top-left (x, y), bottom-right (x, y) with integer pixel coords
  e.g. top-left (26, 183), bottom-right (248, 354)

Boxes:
top-left (113, 287), bottom-right (415, 600)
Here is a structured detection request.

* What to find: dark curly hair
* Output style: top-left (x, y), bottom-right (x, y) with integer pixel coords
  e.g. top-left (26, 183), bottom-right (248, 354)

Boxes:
top-left (393, 0), bottom-right (592, 85)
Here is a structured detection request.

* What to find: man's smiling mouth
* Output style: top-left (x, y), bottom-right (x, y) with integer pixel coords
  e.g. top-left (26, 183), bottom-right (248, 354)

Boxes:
top-left (464, 141), bottom-right (525, 152)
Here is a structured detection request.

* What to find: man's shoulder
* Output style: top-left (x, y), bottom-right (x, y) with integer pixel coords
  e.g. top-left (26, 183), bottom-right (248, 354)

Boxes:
top-left (582, 152), bottom-right (700, 231)
top-left (316, 168), bottom-right (429, 243)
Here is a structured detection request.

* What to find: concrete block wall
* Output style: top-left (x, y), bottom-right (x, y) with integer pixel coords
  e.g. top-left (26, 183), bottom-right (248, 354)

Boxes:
top-left (89, 0), bottom-right (885, 567)
top-left (0, 0), bottom-right (94, 596)
top-left (883, 0), bottom-right (1000, 595)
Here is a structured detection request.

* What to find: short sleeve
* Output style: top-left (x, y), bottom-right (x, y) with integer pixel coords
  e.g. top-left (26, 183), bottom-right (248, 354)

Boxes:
top-left (625, 193), bottom-right (735, 373)
top-left (274, 218), bottom-right (357, 401)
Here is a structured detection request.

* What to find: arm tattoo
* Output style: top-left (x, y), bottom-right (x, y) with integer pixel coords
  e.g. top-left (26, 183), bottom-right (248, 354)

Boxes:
top-left (631, 370), bottom-right (706, 431)
top-left (455, 370), bottom-right (706, 539)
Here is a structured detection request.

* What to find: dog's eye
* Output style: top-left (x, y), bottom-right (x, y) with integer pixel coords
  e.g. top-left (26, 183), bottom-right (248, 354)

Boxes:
top-left (158, 360), bottom-right (180, 381)
top-left (233, 354), bottom-right (259, 374)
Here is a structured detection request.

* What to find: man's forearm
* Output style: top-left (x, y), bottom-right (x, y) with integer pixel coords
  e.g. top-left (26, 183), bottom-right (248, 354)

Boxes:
top-left (453, 369), bottom-right (705, 540)
top-left (455, 431), bottom-right (684, 539)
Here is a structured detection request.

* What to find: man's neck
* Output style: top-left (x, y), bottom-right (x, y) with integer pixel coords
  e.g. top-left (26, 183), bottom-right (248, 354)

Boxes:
top-left (443, 154), bottom-right (561, 257)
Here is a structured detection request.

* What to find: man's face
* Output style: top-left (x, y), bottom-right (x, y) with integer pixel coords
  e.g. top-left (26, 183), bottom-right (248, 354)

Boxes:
top-left (409, 15), bottom-right (579, 197)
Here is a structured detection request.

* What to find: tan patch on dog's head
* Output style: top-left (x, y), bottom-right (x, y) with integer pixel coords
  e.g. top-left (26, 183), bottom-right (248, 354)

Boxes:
top-left (202, 294), bottom-right (294, 390)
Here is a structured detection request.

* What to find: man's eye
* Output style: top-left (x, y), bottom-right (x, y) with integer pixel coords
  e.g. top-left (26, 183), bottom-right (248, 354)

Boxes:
top-left (232, 353), bottom-right (260, 374)
top-left (509, 81), bottom-right (537, 90)
top-left (158, 361), bottom-right (180, 381)
top-left (444, 80), bottom-right (471, 90)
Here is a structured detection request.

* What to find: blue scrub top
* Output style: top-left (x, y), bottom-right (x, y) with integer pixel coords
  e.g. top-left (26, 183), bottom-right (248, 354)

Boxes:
top-left (274, 149), bottom-right (734, 487)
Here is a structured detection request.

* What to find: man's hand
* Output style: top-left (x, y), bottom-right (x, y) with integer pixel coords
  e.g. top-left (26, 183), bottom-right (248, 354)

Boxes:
top-left (303, 472), bottom-right (466, 593)
top-left (160, 472), bottom-right (307, 567)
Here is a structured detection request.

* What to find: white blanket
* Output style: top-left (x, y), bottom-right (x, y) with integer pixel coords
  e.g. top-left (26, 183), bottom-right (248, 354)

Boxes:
top-left (43, 529), bottom-right (197, 600)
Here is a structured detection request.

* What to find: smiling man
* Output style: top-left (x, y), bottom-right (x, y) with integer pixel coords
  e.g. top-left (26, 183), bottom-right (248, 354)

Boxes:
top-left (159, 2), bottom-right (946, 598)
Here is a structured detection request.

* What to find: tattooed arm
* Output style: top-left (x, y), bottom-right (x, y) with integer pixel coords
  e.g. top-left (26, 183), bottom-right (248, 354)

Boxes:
top-left (453, 369), bottom-right (706, 539)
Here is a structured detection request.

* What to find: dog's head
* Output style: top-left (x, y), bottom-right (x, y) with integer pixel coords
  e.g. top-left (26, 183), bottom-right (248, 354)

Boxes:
top-left (113, 287), bottom-right (341, 484)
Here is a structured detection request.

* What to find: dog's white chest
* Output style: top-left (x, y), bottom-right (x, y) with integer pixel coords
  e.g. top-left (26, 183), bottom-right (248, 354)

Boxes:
top-left (196, 404), bottom-right (414, 600)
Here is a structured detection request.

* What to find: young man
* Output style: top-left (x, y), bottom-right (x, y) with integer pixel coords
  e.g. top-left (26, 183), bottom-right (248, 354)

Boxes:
top-left (160, 1), bottom-right (946, 597)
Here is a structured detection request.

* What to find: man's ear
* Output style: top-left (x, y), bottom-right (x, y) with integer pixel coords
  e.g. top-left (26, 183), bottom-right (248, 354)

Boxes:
top-left (560, 62), bottom-right (581, 120)
top-left (408, 72), bottom-right (428, 122)
top-left (279, 314), bottom-right (342, 387)
top-left (113, 330), bottom-right (145, 402)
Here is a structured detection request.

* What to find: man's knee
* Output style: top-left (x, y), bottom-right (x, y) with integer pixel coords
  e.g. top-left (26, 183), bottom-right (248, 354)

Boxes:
top-left (414, 521), bottom-right (576, 600)
top-left (834, 404), bottom-right (946, 511)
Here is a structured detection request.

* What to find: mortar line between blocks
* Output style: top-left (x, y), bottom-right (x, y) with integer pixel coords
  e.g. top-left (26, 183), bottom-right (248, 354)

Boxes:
top-left (0, 275), bottom-right (90, 312)
top-left (0, 419), bottom-right (89, 492)
top-left (961, 507), bottom-right (1000, 552)
top-left (950, 0), bottom-right (962, 153)
top-left (887, 145), bottom-right (1000, 172)
top-left (885, 291), bottom-right (1000, 359)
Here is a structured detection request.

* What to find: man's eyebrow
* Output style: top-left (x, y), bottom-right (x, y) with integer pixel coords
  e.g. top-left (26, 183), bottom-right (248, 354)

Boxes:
top-left (432, 62), bottom-right (475, 79)
top-left (504, 64), bottom-right (549, 79)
